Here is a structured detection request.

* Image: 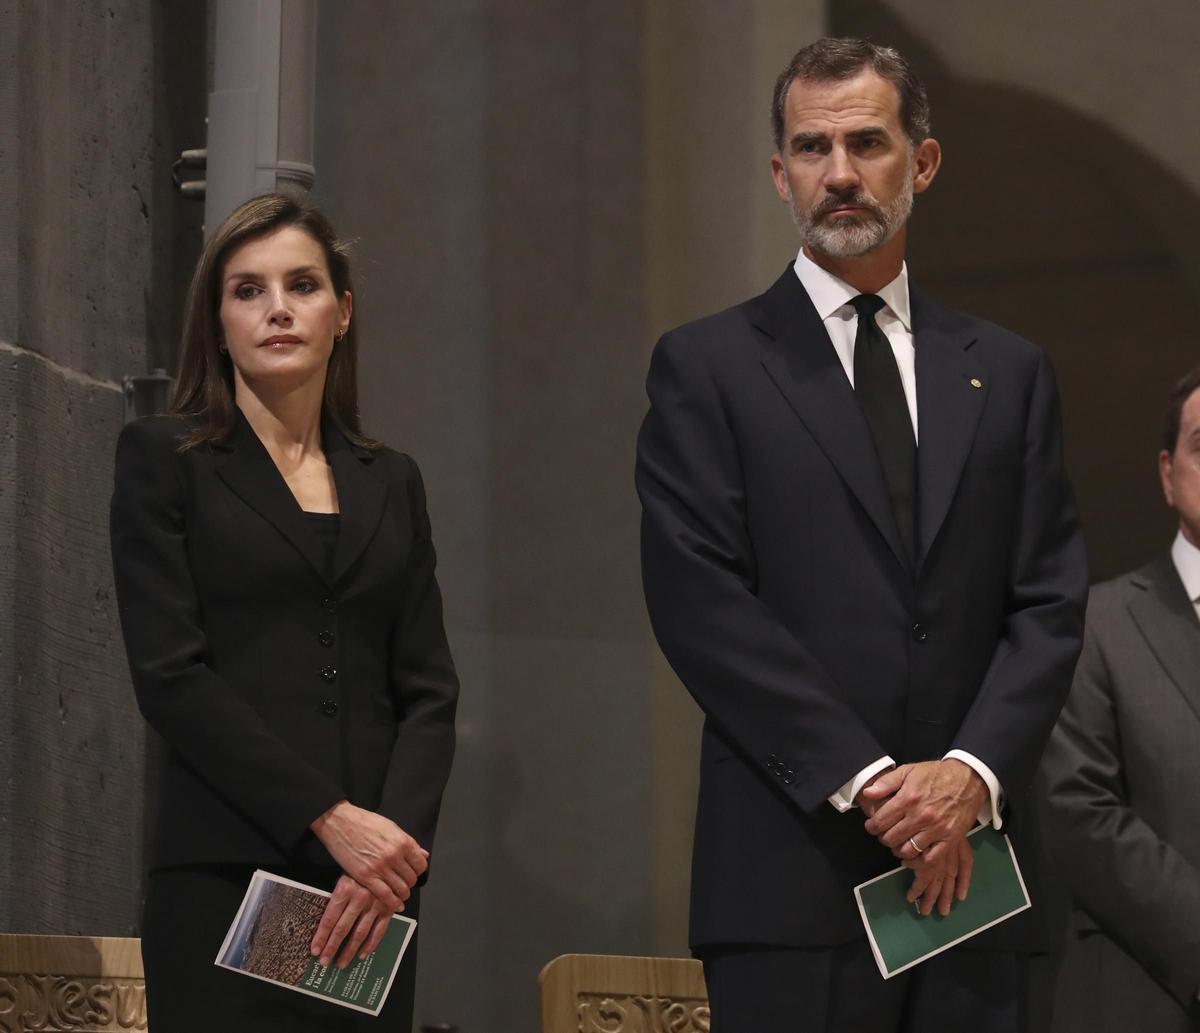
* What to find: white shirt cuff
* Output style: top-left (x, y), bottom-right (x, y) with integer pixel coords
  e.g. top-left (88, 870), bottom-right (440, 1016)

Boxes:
top-left (944, 749), bottom-right (1004, 828)
top-left (828, 756), bottom-right (895, 812)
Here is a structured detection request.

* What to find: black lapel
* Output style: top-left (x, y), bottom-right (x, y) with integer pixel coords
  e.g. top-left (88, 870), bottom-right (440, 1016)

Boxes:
top-left (910, 287), bottom-right (986, 569)
top-left (1128, 553), bottom-right (1200, 724)
top-left (324, 420), bottom-right (389, 584)
top-left (755, 265), bottom-right (911, 572)
top-left (214, 411), bottom-right (331, 584)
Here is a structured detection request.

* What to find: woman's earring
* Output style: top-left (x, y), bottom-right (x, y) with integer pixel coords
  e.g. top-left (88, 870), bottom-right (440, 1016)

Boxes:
top-left (335, 329), bottom-right (346, 342)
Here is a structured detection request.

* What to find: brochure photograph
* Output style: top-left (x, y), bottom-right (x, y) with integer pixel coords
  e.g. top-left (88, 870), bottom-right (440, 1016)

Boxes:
top-left (214, 869), bottom-right (416, 1016)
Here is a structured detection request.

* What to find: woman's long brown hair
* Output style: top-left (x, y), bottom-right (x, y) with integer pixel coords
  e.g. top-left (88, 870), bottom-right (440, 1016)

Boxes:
top-left (171, 193), bottom-right (378, 450)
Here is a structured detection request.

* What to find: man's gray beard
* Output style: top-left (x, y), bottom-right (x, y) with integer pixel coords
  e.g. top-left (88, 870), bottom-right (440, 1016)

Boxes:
top-left (793, 179), bottom-right (914, 259)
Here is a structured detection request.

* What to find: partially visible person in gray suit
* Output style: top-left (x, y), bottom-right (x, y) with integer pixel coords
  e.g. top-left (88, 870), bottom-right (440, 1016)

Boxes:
top-left (1043, 364), bottom-right (1200, 1032)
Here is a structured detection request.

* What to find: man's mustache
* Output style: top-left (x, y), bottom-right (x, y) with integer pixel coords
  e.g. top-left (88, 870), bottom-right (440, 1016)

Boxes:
top-left (810, 193), bottom-right (883, 221)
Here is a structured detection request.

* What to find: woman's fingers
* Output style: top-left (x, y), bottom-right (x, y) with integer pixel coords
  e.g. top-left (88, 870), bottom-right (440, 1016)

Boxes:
top-left (313, 873), bottom-right (408, 970)
top-left (310, 876), bottom-right (354, 959)
top-left (359, 912), bottom-right (392, 960)
top-left (315, 877), bottom-right (373, 967)
top-left (363, 868), bottom-right (408, 912)
top-left (336, 905), bottom-right (380, 969)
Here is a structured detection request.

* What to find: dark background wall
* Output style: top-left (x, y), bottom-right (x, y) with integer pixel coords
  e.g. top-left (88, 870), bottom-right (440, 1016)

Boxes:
top-left (4, 2), bottom-right (1198, 1031)
top-left (312, 5), bottom-right (656, 1027)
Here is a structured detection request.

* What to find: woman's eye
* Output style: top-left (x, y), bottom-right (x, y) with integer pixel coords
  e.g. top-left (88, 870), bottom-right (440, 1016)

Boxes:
top-left (293, 279), bottom-right (317, 294)
top-left (234, 284), bottom-right (261, 300)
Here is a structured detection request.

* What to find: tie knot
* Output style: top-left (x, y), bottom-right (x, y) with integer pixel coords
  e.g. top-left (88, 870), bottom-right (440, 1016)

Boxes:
top-left (850, 294), bottom-right (886, 319)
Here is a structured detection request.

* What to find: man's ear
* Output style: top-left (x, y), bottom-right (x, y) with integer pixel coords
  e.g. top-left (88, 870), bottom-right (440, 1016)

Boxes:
top-left (1160, 448), bottom-right (1176, 508)
top-left (911, 137), bottom-right (941, 195)
top-left (770, 153), bottom-right (792, 203)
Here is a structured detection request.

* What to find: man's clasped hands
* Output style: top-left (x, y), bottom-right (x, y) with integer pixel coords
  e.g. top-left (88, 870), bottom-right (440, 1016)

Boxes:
top-left (856, 758), bottom-right (989, 918)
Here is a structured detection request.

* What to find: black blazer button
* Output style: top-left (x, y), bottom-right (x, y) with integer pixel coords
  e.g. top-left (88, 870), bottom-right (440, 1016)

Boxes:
top-left (323, 597), bottom-right (338, 614)
top-left (912, 623), bottom-right (928, 642)
top-left (320, 665), bottom-right (338, 683)
top-left (318, 629), bottom-right (335, 648)
top-left (320, 699), bottom-right (339, 717)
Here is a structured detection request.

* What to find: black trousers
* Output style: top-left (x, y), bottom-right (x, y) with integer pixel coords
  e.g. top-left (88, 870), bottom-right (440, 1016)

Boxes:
top-left (700, 940), bottom-right (1037, 1033)
top-left (141, 864), bottom-right (418, 1033)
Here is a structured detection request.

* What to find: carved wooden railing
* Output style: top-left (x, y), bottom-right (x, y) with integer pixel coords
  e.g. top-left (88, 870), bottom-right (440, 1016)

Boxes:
top-left (0, 935), bottom-right (146, 1032)
top-left (540, 953), bottom-right (709, 1033)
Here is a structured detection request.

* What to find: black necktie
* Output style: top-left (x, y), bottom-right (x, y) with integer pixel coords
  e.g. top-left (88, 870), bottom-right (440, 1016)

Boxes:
top-left (850, 294), bottom-right (916, 561)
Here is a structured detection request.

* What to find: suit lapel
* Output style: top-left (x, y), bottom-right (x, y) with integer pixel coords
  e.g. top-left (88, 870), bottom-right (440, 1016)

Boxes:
top-left (214, 412), bottom-right (389, 586)
top-left (324, 422), bottom-right (389, 584)
top-left (1128, 553), bottom-right (1200, 724)
top-left (755, 267), bottom-right (911, 572)
top-left (215, 411), bottom-right (330, 583)
top-left (910, 287), bottom-right (986, 569)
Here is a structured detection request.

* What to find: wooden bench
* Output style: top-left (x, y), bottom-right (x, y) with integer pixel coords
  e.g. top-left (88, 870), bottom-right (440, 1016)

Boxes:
top-left (539, 952), bottom-right (709, 1033)
top-left (0, 935), bottom-right (146, 1032)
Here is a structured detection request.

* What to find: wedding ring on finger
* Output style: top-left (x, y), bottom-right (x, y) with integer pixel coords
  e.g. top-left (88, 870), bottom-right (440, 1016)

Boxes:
top-left (908, 836), bottom-right (924, 854)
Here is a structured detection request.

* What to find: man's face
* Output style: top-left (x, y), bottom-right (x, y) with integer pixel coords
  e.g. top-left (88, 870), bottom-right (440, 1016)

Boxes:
top-left (1160, 386), bottom-right (1200, 548)
top-left (770, 70), bottom-right (939, 259)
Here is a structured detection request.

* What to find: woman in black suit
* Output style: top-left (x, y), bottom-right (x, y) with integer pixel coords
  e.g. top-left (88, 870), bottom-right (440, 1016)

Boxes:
top-left (110, 194), bottom-right (458, 1031)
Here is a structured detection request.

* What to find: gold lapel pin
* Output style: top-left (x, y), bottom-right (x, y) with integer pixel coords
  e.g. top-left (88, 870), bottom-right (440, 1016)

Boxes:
top-left (970, 378), bottom-right (983, 389)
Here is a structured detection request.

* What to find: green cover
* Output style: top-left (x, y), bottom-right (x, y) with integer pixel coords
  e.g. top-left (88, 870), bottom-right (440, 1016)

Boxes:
top-left (294, 920), bottom-right (411, 1013)
top-left (854, 825), bottom-right (1030, 978)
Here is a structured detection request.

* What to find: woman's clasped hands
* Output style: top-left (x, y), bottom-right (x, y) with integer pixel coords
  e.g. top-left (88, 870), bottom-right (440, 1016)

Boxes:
top-left (308, 800), bottom-right (429, 968)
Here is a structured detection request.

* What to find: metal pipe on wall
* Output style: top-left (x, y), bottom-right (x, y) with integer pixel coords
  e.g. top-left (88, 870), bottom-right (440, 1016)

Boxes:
top-left (204, 0), bottom-right (317, 235)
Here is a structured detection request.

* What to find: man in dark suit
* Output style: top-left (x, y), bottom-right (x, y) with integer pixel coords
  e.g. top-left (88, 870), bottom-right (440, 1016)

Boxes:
top-left (635, 38), bottom-right (1087, 1031)
top-left (1043, 366), bottom-right (1200, 1033)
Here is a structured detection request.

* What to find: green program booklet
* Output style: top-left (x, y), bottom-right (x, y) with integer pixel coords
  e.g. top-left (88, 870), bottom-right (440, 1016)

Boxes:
top-left (215, 869), bottom-right (416, 1015)
top-left (854, 825), bottom-right (1031, 979)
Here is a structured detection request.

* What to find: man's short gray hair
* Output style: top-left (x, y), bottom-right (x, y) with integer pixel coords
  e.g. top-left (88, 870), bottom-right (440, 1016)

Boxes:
top-left (771, 37), bottom-right (932, 151)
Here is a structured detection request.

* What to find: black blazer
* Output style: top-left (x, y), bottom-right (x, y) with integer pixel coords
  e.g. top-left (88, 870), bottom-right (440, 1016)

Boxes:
top-left (636, 267), bottom-right (1087, 950)
top-left (110, 412), bottom-right (458, 872)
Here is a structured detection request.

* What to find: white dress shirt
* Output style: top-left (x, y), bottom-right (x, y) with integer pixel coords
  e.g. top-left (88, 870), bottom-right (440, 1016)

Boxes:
top-left (1171, 530), bottom-right (1200, 623)
top-left (791, 250), bottom-right (1004, 829)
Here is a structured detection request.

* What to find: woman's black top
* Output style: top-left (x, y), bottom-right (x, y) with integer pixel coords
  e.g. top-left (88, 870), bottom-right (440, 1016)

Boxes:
top-left (304, 511), bottom-right (341, 579)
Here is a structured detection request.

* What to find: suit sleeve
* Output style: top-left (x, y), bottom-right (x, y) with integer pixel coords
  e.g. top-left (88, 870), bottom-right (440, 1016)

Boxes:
top-left (378, 454), bottom-right (459, 860)
top-left (636, 330), bottom-right (890, 812)
top-left (110, 419), bottom-right (346, 853)
top-left (1042, 604), bottom-right (1200, 1010)
top-left (947, 349), bottom-right (1088, 804)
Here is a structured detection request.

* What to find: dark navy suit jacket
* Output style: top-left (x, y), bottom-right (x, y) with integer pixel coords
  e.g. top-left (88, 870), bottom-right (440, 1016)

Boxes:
top-left (636, 266), bottom-right (1087, 950)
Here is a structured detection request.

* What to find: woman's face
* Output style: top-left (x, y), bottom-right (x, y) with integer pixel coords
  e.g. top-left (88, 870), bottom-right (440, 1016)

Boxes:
top-left (218, 225), bottom-right (351, 394)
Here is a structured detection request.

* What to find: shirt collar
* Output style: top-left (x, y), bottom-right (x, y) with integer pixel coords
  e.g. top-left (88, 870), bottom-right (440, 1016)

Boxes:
top-left (793, 248), bottom-right (912, 331)
top-left (1171, 529), bottom-right (1200, 603)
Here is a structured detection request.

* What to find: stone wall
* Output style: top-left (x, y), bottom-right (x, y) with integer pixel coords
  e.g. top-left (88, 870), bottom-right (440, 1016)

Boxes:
top-left (0, 0), bottom-right (204, 935)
